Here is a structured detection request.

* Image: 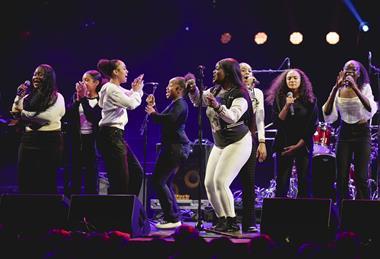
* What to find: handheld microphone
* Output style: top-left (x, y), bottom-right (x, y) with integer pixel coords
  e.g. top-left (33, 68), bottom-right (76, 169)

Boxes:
top-left (368, 51), bottom-right (372, 74)
top-left (17, 80), bottom-right (31, 96)
top-left (287, 91), bottom-right (295, 116)
top-left (144, 82), bottom-right (159, 86)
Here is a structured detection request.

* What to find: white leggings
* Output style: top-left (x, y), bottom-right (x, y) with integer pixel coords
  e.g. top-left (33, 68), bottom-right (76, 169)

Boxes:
top-left (204, 132), bottom-right (252, 218)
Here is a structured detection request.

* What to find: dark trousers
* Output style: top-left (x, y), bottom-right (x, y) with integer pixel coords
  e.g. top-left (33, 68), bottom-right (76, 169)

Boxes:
top-left (153, 143), bottom-right (190, 222)
top-left (275, 147), bottom-right (311, 198)
top-left (18, 131), bottom-right (63, 194)
top-left (239, 141), bottom-right (258, 228)
top-left (97, 126), bottom-right (143, 196)
top-left (71, 133), bottom-right (98, 194)
top-left (335, 122), bottom-right (371, 209)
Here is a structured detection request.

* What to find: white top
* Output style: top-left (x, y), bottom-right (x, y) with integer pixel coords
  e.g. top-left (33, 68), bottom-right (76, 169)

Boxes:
top-left (13, 93), bottom-right (65, 131)
top-left (322, 83), bottom-right (378, 124)
top-left (249, 88), bottom-right (266, 142)
top-left (79, 98), bottom-right (98, 134)
top-left (98, 81), bottom-right (143, 130)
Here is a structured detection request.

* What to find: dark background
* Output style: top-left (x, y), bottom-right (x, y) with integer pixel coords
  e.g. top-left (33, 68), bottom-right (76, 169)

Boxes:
top-left (1, 0), bottom-right (379, 189)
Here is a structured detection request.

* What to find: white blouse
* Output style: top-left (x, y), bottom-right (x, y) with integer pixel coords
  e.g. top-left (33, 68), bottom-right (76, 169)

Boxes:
top-left (322, 83), bottom-right (378, 124)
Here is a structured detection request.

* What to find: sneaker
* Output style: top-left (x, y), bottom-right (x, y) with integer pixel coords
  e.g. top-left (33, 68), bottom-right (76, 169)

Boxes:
top-left (242, 225), bottom-right (259, 233)
top-left (226, 217), bottom-right (240, 232)
top-left (212, 217), bottom-right (228, 232)
top-left (155, 220), bottom-right (182, 229)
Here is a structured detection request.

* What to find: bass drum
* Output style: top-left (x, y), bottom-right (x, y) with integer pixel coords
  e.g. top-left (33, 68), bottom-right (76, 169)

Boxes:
top-left (313, 122), bottom-right (336, 156)
top-left (312, 153), bottom-right (336, 200)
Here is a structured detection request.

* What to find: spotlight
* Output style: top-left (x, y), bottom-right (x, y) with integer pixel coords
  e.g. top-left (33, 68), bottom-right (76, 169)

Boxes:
top-left (220, 32), bottom-right (232, 44)
top-left (254, 32), bottom-right (268, 45)
top-left (326, 32), bottom-right (340, 45)
top-left (289, 32), bottom-right (303, 45)
top-left (359, 21), bottom-right (369, 32)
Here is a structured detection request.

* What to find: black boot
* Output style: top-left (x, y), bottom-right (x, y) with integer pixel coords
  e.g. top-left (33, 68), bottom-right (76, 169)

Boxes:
top-left (226, 217), bottom-right (240, 232)
top-left (213, 216), bottom-right (227, 232)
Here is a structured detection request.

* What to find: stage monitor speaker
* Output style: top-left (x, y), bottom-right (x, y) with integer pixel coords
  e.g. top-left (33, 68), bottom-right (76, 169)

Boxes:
top-left (341, 199), bottom-right (380, 244)
top-left (68, 194), bottom-right (150, 237)
top-left (156, 141), bottom-right (213, 200)
top-left (0, 194), bottom-right (68, 234)
top-left (260, 198), bottom-right (333, 245)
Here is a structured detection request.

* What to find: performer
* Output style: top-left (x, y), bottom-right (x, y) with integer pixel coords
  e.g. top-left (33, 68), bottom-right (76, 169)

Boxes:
top-left (188, 58), bottom-right (253, 232)
top-left (145, 76), bottom-right (191, 229)
top-left (11, 64), bottom-right (65, 193)
top-left (265, 68), bottom-right (319, 198)
top-left (238, 62), bottom-right (267, 233)
top-left (322, 60), bottom-right (377, 208)
top-left (65, 70), bottom-right (104, 194)
top-left (96, 58), bottom-right (144, 195)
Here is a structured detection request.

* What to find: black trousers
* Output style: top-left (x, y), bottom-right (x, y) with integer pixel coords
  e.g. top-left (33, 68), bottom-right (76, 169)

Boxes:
top-left (152, 143), bottom-right (190, 222)
top-left (18, 131), bottom-right (63, 194)
top-left (71, 133), bottom-right (98, 194)
top-left (239, 141), bottom-right (258, 228)
top-left (275, 146), bottom-right (312, 198)
top-left (97, 126), bottom-right (143, 196)
top-left (335, 122), bottom-right (371, 209)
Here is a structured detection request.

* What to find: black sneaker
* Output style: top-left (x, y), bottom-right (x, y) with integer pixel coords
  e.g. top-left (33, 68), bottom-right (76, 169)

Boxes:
top-left (226, 217), bottom-right (240, 232)
top-left (213, 217), bottom-right (228, 232)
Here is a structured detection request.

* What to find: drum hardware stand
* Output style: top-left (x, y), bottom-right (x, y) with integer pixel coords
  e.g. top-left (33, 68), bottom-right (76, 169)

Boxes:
top-left (287, 160), bottom-right (298, 198)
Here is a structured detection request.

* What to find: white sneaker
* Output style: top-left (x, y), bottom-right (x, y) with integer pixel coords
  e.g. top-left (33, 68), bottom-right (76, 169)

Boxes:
top-left (155, 220), bottom-right (182, 229)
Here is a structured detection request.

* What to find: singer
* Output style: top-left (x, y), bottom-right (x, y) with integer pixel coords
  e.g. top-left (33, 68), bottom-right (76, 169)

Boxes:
top-left (188, 58), bottom-right (253, 232)
top-left (11, 64), bottom-right (65, 194)
top-left (64, 69), bottom-right (105, 195)
top-left (145, 76), bottom-right (191, 229)
top-left (238, 62), bottom-right (267, 233)
top-left (265, 68), bottom-right (319, 198)
top-left (322, 60), bottom-right (377, 211)
top-left (96, 58), bottom-right (144, 195)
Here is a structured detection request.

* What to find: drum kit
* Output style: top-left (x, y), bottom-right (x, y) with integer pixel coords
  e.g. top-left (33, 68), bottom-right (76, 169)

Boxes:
top-left (252, 121), bottom-right (379, 203)
top-left (311, 121), bottom-right (379, 200)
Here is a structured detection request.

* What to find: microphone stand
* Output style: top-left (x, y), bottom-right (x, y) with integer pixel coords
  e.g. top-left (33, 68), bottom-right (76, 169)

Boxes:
top-left (196, 65), bottom-right (205, 230)
top-left (139, 86), bottom-right (157, 212)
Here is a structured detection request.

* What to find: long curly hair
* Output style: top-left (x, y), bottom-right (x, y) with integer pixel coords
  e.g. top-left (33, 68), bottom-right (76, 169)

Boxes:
top-left (265, 68), bottom-right (316, 106)
top-left (23, 64), bottom-right (58, 115)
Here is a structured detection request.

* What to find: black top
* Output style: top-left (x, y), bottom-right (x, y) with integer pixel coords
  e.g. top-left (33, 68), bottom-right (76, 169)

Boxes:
top-left (150, 97), bottom-right (190, 145)
top-left (271, 96), bottom-right (319, 153)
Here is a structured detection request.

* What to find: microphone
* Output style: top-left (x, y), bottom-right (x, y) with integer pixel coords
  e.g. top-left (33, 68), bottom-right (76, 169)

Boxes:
top-left (287, 91), bottom-right (295, 116)
top-left (17, 80), bottom-right (31, 96)
top-left (368, 51), bottom-right (372, 74)
top-left (197, 65), bottom-right (206, 70)
top-left (144, 82), bottom-right (159, 86)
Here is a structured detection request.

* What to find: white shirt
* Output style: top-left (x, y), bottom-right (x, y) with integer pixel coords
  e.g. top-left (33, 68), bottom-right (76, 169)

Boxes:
top-left (79, 98), bottom-right (98, 134)
top-left (98, 82), bottom-right (143, 130)
top-left (323, 83), bottom-right (378, 124)
top-left (249, 88), bottom-right (266, 142)
top-left (13, 93), bottom-right (65, 131)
